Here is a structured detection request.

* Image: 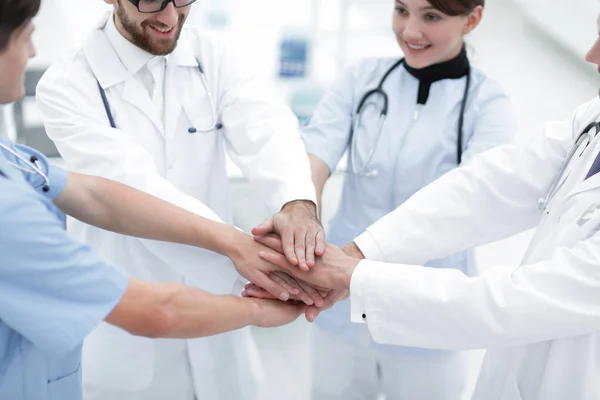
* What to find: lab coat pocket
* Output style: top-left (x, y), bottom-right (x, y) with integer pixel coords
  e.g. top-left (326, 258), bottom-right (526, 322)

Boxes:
top-left (555, 195), bottom-right (600, 246)
top-left (47, 362), bottom-right (81, 400)
top-left (82, 323), bottom-right (155, 391)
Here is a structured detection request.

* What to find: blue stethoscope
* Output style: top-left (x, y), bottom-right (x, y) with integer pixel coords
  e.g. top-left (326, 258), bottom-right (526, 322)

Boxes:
top-left (97, 61), bottom-right (222, 132)
top-left (351, 58), bottom-right (471, 177)
top-left (0, 142), bottom-right (50, 192)
top-left (538, 119), bottom-right (600, 211)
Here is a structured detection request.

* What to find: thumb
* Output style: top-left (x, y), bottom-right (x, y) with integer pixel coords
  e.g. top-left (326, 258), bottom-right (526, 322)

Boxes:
top-left (252, 217), bottom-right (275, 236)
top-left (305, 305), bottom-right (321, 323)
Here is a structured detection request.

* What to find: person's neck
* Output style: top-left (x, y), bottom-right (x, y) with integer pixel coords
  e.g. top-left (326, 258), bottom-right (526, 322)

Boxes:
top-left (403, 44), bottom-right (470, 105)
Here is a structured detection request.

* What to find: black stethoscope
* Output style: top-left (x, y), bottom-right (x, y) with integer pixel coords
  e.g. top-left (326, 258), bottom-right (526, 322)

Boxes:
top-left (0, 142), bottom-right (50, 192)
top-left (538, 119), bottom-right (600, 211)
top-left (97, 61), bottom-right (222, 132)
top-left (350, 58), bottom-right (471, 177)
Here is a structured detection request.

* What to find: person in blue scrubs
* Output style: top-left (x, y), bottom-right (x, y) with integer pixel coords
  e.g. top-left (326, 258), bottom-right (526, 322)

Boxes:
top-left (301, 0), bottom-right (517, 398)
top-left (0, 3), bottom-right (306, 399)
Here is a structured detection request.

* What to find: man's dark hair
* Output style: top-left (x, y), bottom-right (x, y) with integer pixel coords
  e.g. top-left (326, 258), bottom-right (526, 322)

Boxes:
top-left (0, 0), bottom-right (40, 51)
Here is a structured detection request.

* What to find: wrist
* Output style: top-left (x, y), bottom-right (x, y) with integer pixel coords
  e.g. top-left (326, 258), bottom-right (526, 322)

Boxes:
top-left (213, 225), bottom-right (246, 259)
top-left (281, 199), bottom-right (317, 215)
top-left (246, 298), bottom-right (264, 327)
top-left (338, 257), bottom-right (359, 290)
top-left (343, 242), bottom-right (365, 260)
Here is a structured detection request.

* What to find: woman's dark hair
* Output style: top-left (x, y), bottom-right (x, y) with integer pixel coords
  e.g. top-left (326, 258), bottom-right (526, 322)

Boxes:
top-left (427, 0), bottom-right (484, 16)
top-left (0, 0), bottom-right (41, 51)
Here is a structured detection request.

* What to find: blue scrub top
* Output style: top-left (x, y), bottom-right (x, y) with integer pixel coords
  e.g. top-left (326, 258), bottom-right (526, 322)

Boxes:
top-left (0, 138), bottom-right (129, 400)
top-left (302, 58), bottom-right (517, 352)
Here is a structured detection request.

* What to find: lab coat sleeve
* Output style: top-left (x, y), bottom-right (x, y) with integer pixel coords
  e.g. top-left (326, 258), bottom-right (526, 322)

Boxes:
top-left (354, 101), bottom-right (594, 264)
top-left (349, 228), bottom-right (600, 350)
top-left (36, 64), bottom-right (225, 223)
top-left (300, 64), bottom-right (358, 173)
top-left (461, 77), bottom-right (518, 162)
top-left (0, 181), bottom-right (129, 358)
top-left (215, 37), bottom-right (317, 213)
top-left (36, 58), bottom-right (240, 284)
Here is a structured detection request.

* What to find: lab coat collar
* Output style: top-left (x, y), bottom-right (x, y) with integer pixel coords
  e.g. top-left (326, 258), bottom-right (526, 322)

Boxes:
top-left (103, 11), bottom-right (154, 78)
top-left (84, 11), bottom-right (198, 90)
top-left (169, 30), bottom-right (198, 68)
top-left (564, 113), bottom-right (600, 200)
top-left (84, 12), bottom-right (130, 89)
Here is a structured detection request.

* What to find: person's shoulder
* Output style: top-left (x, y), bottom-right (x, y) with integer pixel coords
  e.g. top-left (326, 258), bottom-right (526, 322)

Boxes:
top-left (0, 173), bottom-right (36, 213)
top-left (468, 68), bottom-right (508, 97)
top-left (465, 67), bottom-right (514, 113)
top-left (180, 26), bottom-right (227, 56)
top-left (37, 47), bottom-right (92, 92)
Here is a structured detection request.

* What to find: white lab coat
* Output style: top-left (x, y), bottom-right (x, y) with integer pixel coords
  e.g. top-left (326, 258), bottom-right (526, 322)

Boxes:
top-left (36, 12), bottom-right (316, 400)
top-left (350, 97), bottom-right (600, 399)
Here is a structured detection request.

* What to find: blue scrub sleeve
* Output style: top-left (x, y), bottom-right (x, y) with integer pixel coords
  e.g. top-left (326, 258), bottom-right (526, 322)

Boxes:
top-left (13, 143), bottom-right (68, 199)
top-left (0, 180), bottom-right (129, 359)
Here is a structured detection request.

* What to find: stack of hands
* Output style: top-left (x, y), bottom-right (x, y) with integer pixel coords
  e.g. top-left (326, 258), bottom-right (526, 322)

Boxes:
top-left (227, 200), bottom-right (365, 324)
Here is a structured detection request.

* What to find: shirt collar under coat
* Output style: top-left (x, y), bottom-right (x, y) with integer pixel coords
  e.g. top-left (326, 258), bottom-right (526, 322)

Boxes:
top-left (85, 11), bottom-right (198, 90)
top-left (403, 45), bottom-right (470, 105)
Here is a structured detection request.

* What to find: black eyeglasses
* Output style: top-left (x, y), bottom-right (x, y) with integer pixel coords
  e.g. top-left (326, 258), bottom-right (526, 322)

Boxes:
top-left (128, 0), bottom-right (197, 14)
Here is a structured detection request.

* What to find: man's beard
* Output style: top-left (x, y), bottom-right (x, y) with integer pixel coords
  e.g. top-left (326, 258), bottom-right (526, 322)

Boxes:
top-left (115, 1), bottom-right (186, 56)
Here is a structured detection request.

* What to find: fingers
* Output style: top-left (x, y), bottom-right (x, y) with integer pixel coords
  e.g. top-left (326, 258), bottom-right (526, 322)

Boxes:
top-left (294, 278), bottom-right (325, 308)
top-left (254, 234), bottom-right (284, 253)
top-left (270, 272), bottom-right (301, 296)
top-left (272, 272), bottom-right (314, 305)
top-left (305, 227), bottom-right (317, 267)
top-left (281, 227), bottom-right (299, 267)
top-left (314, 229), bottom-right (326, 256)
top-left (294, 227), bottom-right (309, 271)
top-left (253, 271), bottom-right (290, 302)
top-left (242, 285), bottom-right (277, 299)
top-left (258, 250), bottom-right (297, 274)
top-left (305, 289), bottom-right (348, 323)
top-left (251, 217), bottom-right (275, 237)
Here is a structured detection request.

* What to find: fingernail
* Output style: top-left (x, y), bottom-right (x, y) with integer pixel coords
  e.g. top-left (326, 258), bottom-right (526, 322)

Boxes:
top-left (308, 311), bottom-right (316, 321)
top-left (280, 292), bottom-right (289, 301)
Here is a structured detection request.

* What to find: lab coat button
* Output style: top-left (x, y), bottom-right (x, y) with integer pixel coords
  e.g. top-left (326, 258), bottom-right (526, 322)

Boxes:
top-left (362, 313), bottom-right (367, 319)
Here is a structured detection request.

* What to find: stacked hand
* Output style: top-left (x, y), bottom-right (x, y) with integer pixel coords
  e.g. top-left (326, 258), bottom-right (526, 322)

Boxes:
top-left (232, 200), bottom-right (364, 324)
top-left (242, 234), bottom-right (364, 322)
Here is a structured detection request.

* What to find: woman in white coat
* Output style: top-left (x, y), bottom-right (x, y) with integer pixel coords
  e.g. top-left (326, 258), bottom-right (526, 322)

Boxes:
top-left (299, 0), bottom-right (516, 398)
top-left (249, 15), bottom-right (600, 400)
top-left (35, 1), bottom-right (326, 399)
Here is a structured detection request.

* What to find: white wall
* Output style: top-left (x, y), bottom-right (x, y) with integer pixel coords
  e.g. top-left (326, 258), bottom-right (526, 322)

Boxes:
top-left (513, 0), bottom-right (599, 69)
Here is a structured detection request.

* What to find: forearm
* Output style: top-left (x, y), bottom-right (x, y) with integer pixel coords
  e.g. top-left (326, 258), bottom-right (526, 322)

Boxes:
top-left (107, 278), bottom-right (260, 338)
top-left (161, 284), bottom-right (259, 338)
top-left (308, 154), bottom-right (330, 218)
top-left (55, 173), bottom-right (240, 256)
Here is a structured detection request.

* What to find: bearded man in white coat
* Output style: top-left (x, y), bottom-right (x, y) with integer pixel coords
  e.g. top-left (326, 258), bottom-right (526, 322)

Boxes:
top-left (35, 1), bottom-right (326, 399)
